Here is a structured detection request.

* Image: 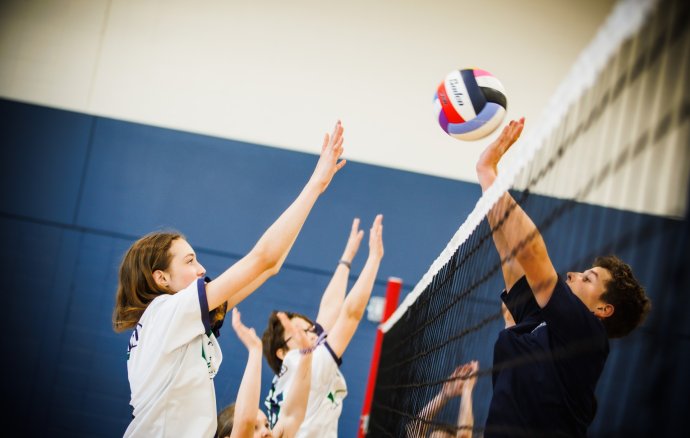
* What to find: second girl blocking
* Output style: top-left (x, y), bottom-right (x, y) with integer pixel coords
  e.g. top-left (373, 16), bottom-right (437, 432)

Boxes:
top-left (262, 214), bottom-right (385, 438)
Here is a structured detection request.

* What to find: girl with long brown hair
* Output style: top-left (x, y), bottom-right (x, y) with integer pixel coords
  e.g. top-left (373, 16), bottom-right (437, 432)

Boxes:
top-left (113, 121), bottom-right (346, 437)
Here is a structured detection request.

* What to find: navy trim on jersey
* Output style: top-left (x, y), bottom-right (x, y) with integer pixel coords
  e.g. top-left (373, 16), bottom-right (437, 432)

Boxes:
top-left (324, 341), bottom-right (343, 367)
top-left (204, 276), bottom-right (226, 338)
top-left (314, 322), bottom-right (325, 336)
top-left (313, 322), bottom-right (343, 367)
top-left (198, 278), bottom-right (211, 334)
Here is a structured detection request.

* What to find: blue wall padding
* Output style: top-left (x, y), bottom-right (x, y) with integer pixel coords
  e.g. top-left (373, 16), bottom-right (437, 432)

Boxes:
top-left (0, 102), bottom-right (92, 223)
top-left (0, 98), bottom-right (479, 437)
top-left (1, 97), bottom-right (687, 437)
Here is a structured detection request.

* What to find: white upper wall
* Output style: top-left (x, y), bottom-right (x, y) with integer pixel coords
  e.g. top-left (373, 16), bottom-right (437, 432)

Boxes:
top-left (0, 0), bottom-right (614, 183)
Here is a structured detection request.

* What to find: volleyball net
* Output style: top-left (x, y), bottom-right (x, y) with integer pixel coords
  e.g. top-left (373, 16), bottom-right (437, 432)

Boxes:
top-left (366, 0), bottom-right (690, 435)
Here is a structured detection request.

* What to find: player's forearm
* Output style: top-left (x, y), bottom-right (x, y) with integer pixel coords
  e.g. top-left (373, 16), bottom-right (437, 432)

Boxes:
top-left (408, 393), bottom-right (449, 437)
top-left (232, 349), bottom-right (263, 437)
top-left (479, 169), bottom-right (524, 287)
top-left (326, 256), bottom-right (381, 357)
top-left (479, 169), bottom-right (511, 255)
top-left (492, 193), bottom-right (546, 265)
top-left (488, 202), bottom-right (524, 288)
top-left (422, 392), bottom-right (449, 420)
top-left (252, 181), bottom-right (322, 271)
top-left (317, 264), bottom-right (349, 330)
top-left (278, 353), bottom-right (313, 434)
top-left (478, 165), bottom-right (555, 291)
top-left (491, 191), bottom-right (557, 306)
top-left (342, 256), bottom-right (381, 320)
top-left (477, 164), bottom-right (546, 263)
top-left (457, 390), bottom-right (474, 438)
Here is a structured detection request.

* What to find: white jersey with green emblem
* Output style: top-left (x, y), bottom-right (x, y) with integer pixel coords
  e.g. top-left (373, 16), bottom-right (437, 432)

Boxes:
top-left (265, 338), bottom-right (347, 438)
top-left (125, 278), bottom-right (222, 437)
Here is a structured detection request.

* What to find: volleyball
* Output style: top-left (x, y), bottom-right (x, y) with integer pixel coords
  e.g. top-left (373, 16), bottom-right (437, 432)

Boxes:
top-left (433, 68), bottom-right (507, 141)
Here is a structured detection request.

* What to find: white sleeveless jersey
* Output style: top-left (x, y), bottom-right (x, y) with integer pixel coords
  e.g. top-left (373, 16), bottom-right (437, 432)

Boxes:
top-left (125, 278), bottom-right (222, 437)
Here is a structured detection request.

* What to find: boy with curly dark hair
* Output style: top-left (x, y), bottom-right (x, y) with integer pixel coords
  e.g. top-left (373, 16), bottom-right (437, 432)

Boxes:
top-left (477, 118), bottom-right (651, 437)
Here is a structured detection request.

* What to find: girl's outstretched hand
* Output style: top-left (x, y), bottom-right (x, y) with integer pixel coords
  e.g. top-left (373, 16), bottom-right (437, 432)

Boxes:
top-left (368, 214), bottom-right (384, 261)
top-left (231, 307), bottom-right (262, 352)
top-left (309, 120), bottom-right (346, 193)
top-left (341, 217), bottom-right (365, 263)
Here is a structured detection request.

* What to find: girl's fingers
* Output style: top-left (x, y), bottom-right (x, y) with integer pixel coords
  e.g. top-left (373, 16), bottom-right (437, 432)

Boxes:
top-left (322, 133), bottom-right (329, 152)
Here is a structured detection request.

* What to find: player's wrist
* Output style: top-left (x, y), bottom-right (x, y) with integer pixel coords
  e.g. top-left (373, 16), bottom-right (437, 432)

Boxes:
top-left (299, 344), bottom-right (316, 355)
top-left (304, 177), bottom-right (325, 196)
top-left (476, 171), bottom-right (496, 191)
top-left (367, 253), bottom-right (383, 263)
top-left (476, 163), bottom-right (496, 177)
top-left (300, 328), bottom-right (327, 355)
top-left (437, 392), bottom-right (453, 403)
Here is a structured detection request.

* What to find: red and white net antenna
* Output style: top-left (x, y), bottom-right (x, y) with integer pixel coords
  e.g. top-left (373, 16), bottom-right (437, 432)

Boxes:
top-left (358, 277), bottom-right (403, 438)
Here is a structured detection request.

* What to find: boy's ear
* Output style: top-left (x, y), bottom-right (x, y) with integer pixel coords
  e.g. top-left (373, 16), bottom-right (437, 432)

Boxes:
top-left (595, 303), bottom-right (615, 318)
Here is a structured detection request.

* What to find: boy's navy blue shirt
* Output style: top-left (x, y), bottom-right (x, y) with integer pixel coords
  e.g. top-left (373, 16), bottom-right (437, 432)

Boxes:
top-left (485, 275), bottom-right (609, 438)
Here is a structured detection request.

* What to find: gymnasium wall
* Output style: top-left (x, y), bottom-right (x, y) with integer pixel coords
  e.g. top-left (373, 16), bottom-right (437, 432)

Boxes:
top-left (0, 0), bottom-right (615, 185)
top-left (2, 1), bottom-right (688, 437)
top-left (0, 97), bottom-right (481, 437)
top-left (2, 97), bottom-right (688, 437)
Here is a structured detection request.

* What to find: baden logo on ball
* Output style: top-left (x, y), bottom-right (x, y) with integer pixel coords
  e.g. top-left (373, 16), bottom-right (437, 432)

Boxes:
top-left (433, 68), bottom-right (508, 141)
